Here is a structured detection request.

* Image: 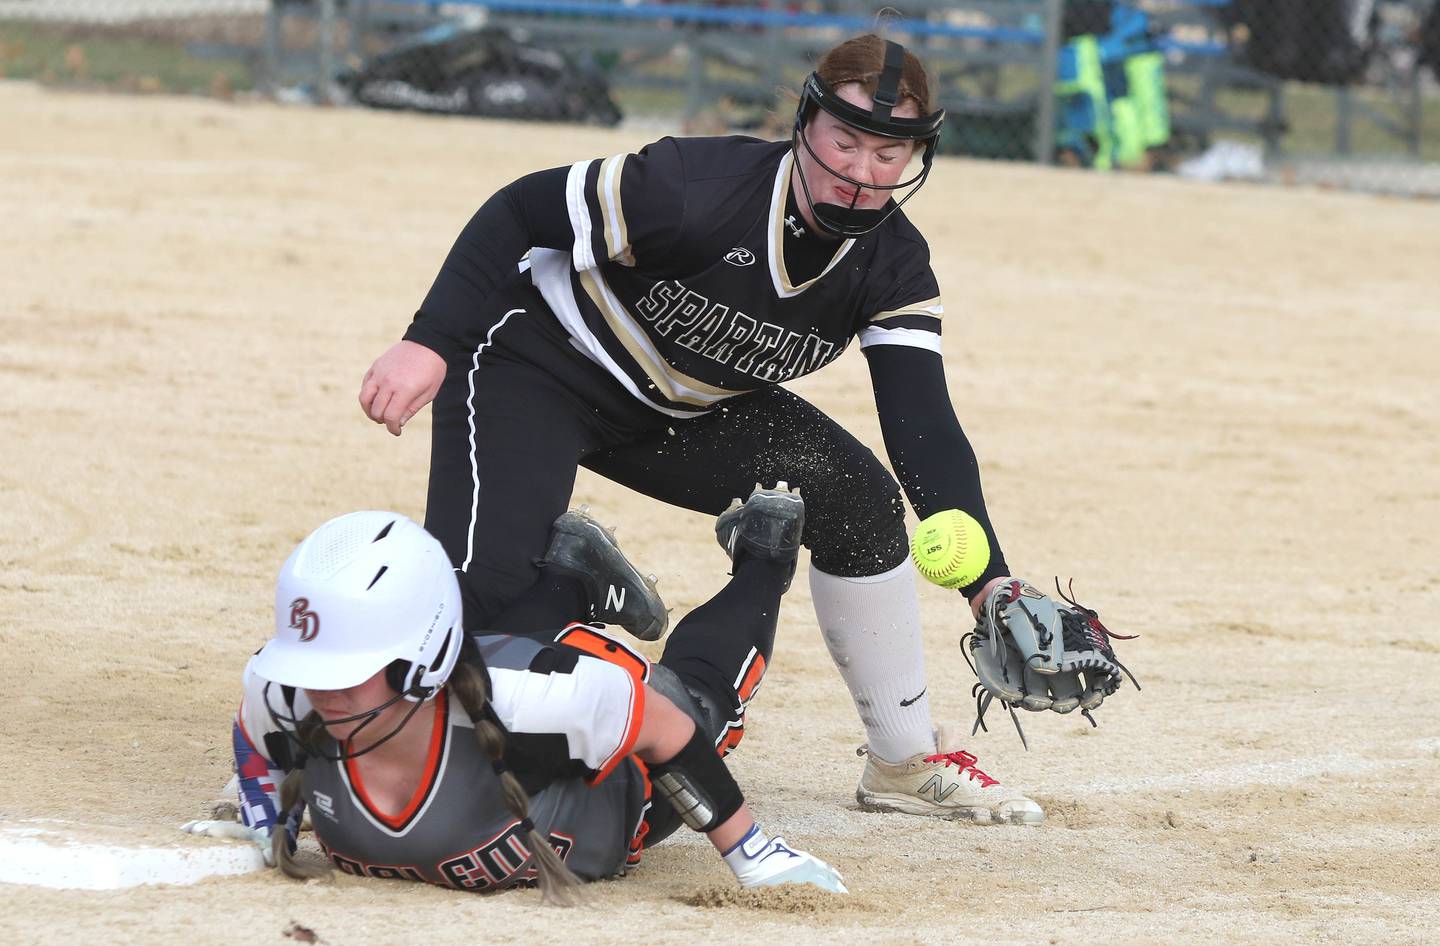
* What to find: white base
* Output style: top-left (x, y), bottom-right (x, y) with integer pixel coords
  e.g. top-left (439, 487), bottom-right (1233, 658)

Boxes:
top-left (0, 820), bottom-right (266, 890)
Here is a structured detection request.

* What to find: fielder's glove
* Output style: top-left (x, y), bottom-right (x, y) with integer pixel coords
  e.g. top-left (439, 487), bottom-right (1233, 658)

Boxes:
top-left (963, 578), bottom-right (1139, 748)
top-left (180, 819), bottom-right (275, 867)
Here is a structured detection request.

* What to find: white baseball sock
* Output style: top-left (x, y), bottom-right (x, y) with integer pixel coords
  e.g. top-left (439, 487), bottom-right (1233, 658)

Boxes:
top-left (809, 560), bottom-right (935, 763)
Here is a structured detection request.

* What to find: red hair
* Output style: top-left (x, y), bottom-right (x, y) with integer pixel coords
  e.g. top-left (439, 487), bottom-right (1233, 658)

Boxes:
top-left (815, 34), bottom-right (934, 116)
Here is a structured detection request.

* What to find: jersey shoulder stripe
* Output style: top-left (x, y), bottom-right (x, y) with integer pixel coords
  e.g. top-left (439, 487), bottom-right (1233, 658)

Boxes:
top-left (864, 295), bottom-right (943, 350)
top-left (870, 296), bottom-right (943, 324)
top-left (530, 248), bottom-right (723, 417)
top-left (596, 153), bottom-right (633, 267)
top-left (858, 324), bottom-right (943, 353)
top-left (576, 266), bottom-right (750, 404)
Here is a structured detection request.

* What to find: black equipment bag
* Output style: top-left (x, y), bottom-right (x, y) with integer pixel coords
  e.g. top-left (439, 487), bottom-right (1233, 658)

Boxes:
top-left (341, 24), bottom-right (623, 127)
top-left (1421, 1), bottom-right (1440, 82)
top-left (1231, 0), bottom-right (1377, 85)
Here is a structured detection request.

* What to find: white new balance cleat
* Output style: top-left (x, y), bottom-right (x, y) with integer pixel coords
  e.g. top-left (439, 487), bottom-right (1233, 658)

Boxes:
top-left (855, 726), bottom-right (1043, 825)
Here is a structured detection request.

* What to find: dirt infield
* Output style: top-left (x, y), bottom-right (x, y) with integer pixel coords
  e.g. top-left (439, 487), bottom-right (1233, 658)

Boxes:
top-left (1, 80), bottom-right (1437, 944)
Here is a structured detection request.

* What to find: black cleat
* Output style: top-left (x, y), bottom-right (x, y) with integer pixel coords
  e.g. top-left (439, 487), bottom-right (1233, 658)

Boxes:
top-left (715, 482), bottom-right (805, 592)
top-left (540, 506), bottom-right (669, 642)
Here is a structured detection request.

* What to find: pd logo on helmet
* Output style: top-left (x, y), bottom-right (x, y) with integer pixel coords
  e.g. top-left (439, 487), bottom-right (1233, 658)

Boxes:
top-left (289, 597), bottom-right (320, 642)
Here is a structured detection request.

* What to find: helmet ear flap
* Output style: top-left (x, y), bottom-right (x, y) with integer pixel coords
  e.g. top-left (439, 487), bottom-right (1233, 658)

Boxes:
top-left (385, 660), bottom-right (416, 698)
top-left (386, 627), bottom-right (464, 703)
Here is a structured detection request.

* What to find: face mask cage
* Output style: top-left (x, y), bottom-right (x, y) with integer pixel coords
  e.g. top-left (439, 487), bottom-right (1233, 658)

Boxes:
top-left (791, 42), bottom-right (946, 238)
top-left (263, 675), bottom-right (429, 763)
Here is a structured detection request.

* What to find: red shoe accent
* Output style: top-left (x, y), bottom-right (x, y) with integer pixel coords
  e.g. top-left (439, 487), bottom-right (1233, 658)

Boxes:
top-left (922, 749), bottom-right (999, 788)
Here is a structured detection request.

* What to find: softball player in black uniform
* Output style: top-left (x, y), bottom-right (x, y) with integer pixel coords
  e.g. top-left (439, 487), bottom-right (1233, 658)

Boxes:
top-left (185, 493), bottom-right (846, 897)
top-left (360, 34), bottom-right (1044, 823)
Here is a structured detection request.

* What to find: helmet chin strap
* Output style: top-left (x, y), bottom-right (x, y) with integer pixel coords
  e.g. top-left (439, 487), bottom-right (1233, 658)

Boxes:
top-left (265, 681), bottom-right (430, 763)
top-left (791, 39), bottom-right (944, 239)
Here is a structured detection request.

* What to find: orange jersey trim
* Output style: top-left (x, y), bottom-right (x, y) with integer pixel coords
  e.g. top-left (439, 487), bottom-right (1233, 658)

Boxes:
top-left (556, 625), bottom-right (649, 786)
top-left (718, 651), bottom-right (767, 757)
top-left (555, 623), bottom-right (651, 682)
top-left (626, 756), bottom-right (653, 867)
top-left (346, 695), bottom-right (449, 831)
top-left (587, 665), bottom-right (645, 786)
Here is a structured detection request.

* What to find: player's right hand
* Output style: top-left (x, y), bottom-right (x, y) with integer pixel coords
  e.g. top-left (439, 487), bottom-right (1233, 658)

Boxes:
top-left (180, 819), bottom-right (276, 867)
top-left (358, 340), bottom-right (447, 436)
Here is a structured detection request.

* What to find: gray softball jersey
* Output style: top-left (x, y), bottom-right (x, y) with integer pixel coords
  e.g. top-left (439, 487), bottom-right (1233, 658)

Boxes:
top-left (237, 632), bottom-right (651, 890)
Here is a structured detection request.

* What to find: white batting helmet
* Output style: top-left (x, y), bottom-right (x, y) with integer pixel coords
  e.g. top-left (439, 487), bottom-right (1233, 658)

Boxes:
top-left (252, 510), bottom-right (463, 702)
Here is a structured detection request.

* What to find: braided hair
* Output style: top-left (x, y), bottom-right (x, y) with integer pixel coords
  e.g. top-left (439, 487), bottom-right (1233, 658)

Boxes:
top-left (271, 713), bottom-right (330, 881)
top-left (448, 658), bottom-right (585, 904)
top-left (269, 657), bottom-right (585, 904)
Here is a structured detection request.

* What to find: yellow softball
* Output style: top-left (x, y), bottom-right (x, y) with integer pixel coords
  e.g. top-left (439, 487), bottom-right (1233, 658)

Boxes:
top-left (910, 509), bottom-right (990, 589)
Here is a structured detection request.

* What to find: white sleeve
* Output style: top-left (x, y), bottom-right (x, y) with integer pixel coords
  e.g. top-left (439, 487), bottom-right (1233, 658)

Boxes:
top-left (237, 657), bottom-right (313, 752)
top-left (234, 658), bottom-right (313, 834)
top-left (487, 656), bottom-right (644, 782)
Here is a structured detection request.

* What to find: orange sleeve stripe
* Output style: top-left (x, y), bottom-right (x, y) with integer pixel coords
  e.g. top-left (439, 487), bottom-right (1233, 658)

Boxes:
top-left (588, 670), bottom-right (645, 786)
top-left (595, 679), bottom-right (644, 784)
top-left (718, 726), bottom-right (743, 757)
top-left (552, 626), bottom-right (651, 785)
top-left (625, 757), bottom-right (652, 866)
top-left (556, 624), bottom-right (651, 681)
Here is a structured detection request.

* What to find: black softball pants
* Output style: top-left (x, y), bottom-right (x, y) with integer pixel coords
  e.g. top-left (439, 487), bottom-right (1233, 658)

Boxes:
top-left (493, 541), bottom-right (790, 850)
top-left (423, 282), bottom-right (909, 631)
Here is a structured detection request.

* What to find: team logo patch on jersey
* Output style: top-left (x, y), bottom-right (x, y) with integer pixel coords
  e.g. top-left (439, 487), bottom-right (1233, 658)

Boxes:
top-left (723, 247), bottom-right (755, 267)
top-left (312, 790), bottom-right (337, 821)
top-left (289, 597), bottom-right (321, 642)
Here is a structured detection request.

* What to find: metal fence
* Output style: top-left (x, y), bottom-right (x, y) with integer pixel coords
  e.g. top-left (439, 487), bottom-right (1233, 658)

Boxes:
top-left (2, 0), bottom-right (1437, 195)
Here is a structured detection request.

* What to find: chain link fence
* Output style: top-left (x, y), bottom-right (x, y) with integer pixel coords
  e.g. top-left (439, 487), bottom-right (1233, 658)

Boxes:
top-left (2, 0), bottom-right (1437, 195)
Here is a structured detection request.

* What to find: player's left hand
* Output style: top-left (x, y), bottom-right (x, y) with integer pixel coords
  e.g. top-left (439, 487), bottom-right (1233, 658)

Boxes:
top-left (729, 830), bottom-right (848, 894)
top-left (970, 575), bottom-right (1008, 620)
top-left (964, 578), bottom-right (1140, 748)
top-left (180, 819), bottom-right (275, 867)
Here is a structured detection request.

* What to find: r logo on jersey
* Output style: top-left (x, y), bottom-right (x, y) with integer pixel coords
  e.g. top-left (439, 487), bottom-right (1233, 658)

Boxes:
top-left (289, 597), bottom-right (320, 642)
top-left (723, 247), bottom-right (755, 267)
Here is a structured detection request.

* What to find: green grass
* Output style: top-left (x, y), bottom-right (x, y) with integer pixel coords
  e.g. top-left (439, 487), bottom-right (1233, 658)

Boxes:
top-left (1282, 82), bottom-right (1438, 161)
top-left (0, 21), bottom-right (254, 95)
top-left (1169, 72), bottom-right (1439, 162)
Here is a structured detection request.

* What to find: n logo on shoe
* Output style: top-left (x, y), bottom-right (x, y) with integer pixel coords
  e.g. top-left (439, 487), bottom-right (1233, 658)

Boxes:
top-left (919, 775), bottom-right (959, 803)
top-left (605, 584), bottom-right (626, 611)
